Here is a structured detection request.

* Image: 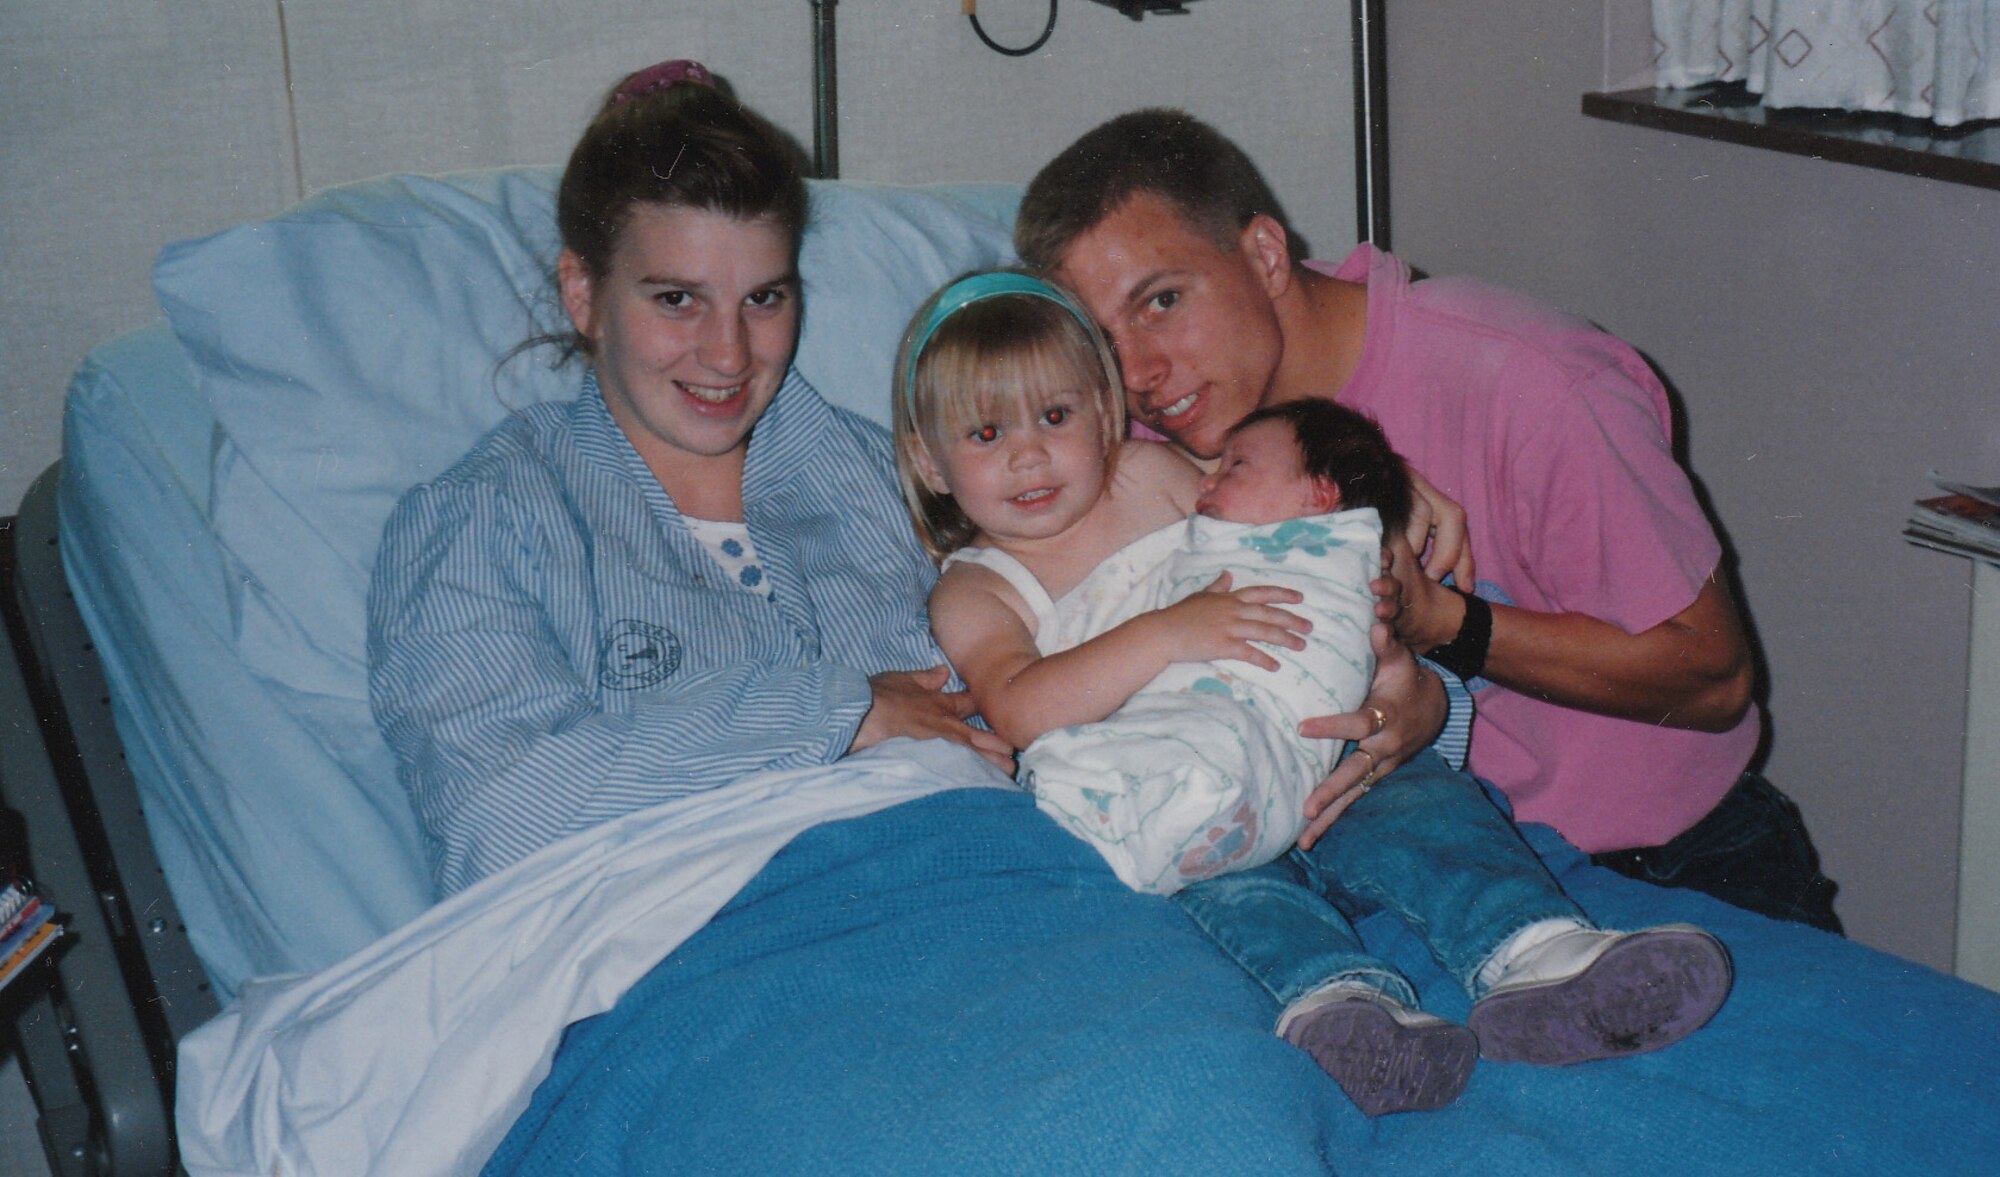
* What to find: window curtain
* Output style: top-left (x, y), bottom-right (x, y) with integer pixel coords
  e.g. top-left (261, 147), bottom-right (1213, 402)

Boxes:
top-left (1652, 1), bottom-right (2000, 128)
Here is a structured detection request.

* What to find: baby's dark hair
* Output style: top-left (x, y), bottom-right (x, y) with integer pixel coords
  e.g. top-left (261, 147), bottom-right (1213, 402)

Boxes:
top-left (1231, 399), bottom-right (1412, 535)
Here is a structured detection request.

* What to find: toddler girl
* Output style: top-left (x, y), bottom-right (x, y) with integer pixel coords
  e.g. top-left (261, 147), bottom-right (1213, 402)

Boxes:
top-left (894, 270), bottom-right (1734, 1118)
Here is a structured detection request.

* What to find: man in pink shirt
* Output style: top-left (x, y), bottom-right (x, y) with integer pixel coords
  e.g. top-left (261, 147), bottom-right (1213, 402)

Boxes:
top-left (1017, 108), bottom-right (1839, 933)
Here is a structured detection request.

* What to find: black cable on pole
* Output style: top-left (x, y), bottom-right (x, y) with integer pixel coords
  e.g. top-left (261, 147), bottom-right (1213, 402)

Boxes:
top-left (968, 1), bottom-right (1059, 57)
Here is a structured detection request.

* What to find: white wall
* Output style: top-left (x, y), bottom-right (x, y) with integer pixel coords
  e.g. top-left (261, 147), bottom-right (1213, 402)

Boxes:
top-left (0, 0), bottom-right (292, 506)
top-left (0, 0), bottom-right (1358, 511)
top-left (1385, 1), bottom-right (2000, 970)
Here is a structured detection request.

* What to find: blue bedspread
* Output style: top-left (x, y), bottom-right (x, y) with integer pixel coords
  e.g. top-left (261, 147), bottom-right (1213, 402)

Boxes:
top-left (485, 787), bottom-right (2000, 1175)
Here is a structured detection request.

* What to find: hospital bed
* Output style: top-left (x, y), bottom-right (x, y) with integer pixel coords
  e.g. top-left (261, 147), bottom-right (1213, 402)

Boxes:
top-left (5, 164), bottom-right (2000, 1176)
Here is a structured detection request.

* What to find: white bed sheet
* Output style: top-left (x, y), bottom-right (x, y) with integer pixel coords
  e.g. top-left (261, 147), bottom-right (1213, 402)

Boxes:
top-left (175, 740), bottom-right (1011, 1177)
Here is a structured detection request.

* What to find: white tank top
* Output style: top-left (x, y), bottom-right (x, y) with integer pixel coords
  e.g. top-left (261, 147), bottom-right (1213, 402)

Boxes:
top-left (939, 522), bottom-right (1188, 656)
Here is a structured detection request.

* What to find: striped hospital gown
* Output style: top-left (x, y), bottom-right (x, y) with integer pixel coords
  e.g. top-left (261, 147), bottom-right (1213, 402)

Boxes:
top-left (367, 371), bottom-right (945, 896)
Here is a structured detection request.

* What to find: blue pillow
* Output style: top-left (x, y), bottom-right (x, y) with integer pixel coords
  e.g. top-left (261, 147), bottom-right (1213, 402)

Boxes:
top-left (154, 167), bottom-right (1019, 704)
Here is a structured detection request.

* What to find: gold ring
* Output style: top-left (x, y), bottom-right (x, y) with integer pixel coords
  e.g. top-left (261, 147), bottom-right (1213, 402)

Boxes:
top-left (1350, 746), bottom-right (1380, 792)
top-left (1364, 706), bottom-right (1387, 737)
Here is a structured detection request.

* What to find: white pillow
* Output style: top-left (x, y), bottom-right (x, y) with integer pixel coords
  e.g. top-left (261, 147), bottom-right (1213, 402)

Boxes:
top-left (153, 168), bottom-right (1021, 703)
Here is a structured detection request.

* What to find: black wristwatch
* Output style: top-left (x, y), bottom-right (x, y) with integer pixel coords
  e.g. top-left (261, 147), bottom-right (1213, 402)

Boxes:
top-left (1425, 588), bottom-right (1492, 680)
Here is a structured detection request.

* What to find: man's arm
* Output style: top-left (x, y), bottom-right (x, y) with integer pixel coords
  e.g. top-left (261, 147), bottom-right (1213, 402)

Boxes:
top-left (1389, 539), bottom-right (1753, 732)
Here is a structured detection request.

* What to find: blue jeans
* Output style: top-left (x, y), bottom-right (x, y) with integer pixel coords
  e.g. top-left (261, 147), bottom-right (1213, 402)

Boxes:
top-left (1171, 749), bottom-right (1584, 1011)
top-left (1592, 772), bottom-right (1843, 935)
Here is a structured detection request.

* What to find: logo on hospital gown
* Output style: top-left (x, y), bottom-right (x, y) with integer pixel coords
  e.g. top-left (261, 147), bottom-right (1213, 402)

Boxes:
top-left (598, 620), bottom-right (682, 690)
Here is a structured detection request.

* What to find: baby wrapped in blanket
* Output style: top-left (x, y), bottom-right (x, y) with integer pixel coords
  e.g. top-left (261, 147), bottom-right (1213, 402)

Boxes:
top-left (976, 509), bottom-right (1377, 894)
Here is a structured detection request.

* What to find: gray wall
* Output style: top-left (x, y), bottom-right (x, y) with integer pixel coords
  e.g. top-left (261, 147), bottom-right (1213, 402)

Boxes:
top-left (1386, 1), bottom-right (2000, 970)
top-left (0, 0), bottom-right (1357, 513)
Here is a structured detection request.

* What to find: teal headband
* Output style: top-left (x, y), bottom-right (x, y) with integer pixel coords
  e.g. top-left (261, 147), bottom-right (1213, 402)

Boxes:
top-left (901, 271), bottom-right (1102, 406)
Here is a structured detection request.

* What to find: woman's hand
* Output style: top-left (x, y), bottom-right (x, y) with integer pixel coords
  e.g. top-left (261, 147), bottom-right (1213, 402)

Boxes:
top-left (1403, 465), bottom-right (1474, 587)
top-left (851, 665), bottom-right (1016, 773)
top-left (1373, 535), bottom-right (1467, 653)
top-left (1294, 623), bottom-right (1447, 849)
top-left (1147, 573), bottom-right (1310, 673)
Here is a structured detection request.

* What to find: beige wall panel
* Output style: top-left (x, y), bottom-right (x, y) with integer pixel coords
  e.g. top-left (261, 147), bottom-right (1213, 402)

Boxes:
top-left (837, 2), bottom-right (1359, 259)
top-left (0, 0), bottom-right (295, 508)
top-left (280, 2), bottom-right (1359, 251)
top-left (280, 1), bottom-right (814, 193)
top-left (6, 1), bottom-right (1363, 511)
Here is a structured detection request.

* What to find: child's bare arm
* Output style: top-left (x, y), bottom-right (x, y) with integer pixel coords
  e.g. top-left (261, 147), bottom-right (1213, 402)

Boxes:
top-left (931, 566), bottom-right (1309, 749)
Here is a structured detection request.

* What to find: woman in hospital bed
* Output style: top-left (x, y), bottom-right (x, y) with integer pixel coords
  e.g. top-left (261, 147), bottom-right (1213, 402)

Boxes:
top-left (365, 57), bottom-right (1015, 899)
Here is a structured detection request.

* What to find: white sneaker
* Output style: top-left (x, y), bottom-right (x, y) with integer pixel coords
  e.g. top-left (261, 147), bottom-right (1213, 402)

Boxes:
top-left (1468, 924), bottom-right (1733, 1065)
top-left (1280, 983), bottom-right (1478, 1116)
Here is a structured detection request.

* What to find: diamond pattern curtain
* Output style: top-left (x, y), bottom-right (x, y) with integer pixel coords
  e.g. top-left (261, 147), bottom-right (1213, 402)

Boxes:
top-left (1653, 1), bottom-right (2000, 127)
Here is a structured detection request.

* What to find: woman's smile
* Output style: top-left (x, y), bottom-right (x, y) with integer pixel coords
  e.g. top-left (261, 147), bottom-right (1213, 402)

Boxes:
top-left (679, 380), bottom-right (749, 409)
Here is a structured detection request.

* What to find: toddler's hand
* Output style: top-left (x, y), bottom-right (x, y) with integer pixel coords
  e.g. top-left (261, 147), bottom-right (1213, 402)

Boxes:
top-left (1152, 573), bottom-right (1310, 673)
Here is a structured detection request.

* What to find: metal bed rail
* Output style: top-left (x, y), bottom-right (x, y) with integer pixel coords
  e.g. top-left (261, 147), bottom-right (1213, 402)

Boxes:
top-left (3, 463), bottom-right (215, 1176)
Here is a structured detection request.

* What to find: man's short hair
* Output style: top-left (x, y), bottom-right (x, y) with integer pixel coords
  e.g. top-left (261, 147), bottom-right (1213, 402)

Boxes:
top-left (1016, 108), bottom-right (1293, 272)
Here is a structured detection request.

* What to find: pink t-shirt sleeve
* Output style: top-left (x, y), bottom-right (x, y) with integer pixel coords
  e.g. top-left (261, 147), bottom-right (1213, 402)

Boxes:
top-left (1323, 245), bottom-right (1755, 852)
top-left (1504, 351), bottom-right (1721, 634)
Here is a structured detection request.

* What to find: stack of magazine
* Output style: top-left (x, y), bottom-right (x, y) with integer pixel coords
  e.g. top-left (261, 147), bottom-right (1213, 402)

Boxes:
top-left (2, 870), bottom-right (59, 993)
top-left (1907, 474), bottom-right (2000, 567)
top-left (3, 810), bottom-right (61, 993)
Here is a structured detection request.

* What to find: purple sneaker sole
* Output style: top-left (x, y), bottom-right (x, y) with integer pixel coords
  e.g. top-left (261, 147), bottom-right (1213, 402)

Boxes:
top-left (1468, 928), bottom-right (1734, 1066)
top-left (1287, 999), bottom-right (1479, 1117)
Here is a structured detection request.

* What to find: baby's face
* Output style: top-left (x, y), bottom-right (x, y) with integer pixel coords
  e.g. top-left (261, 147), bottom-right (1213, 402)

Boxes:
top-left (1194, 418), bottom-right (1336, 525)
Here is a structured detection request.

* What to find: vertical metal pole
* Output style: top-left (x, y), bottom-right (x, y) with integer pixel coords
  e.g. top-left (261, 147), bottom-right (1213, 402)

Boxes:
top-left (1351, 0), bottom-right (1390, 248)
top-left (810, 0), bottom-right (840, 179)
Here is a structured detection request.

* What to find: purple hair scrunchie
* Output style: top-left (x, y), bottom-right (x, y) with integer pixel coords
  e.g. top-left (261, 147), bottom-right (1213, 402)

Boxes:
top-left (610, 59), bottom-right (715, 107)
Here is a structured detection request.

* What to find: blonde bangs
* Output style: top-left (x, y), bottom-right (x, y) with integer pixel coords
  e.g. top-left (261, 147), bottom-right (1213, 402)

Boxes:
top-left (912, 297), bottom-right (1124, 454)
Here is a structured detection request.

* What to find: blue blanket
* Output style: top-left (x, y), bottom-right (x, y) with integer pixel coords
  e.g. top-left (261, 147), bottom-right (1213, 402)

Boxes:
top-left (485, 788), bottom-right (2000, 1175)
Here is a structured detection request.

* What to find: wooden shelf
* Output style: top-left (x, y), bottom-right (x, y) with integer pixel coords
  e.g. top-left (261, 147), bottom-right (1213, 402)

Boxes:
top-left (1582, 85), bottom-right (2000, 192)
